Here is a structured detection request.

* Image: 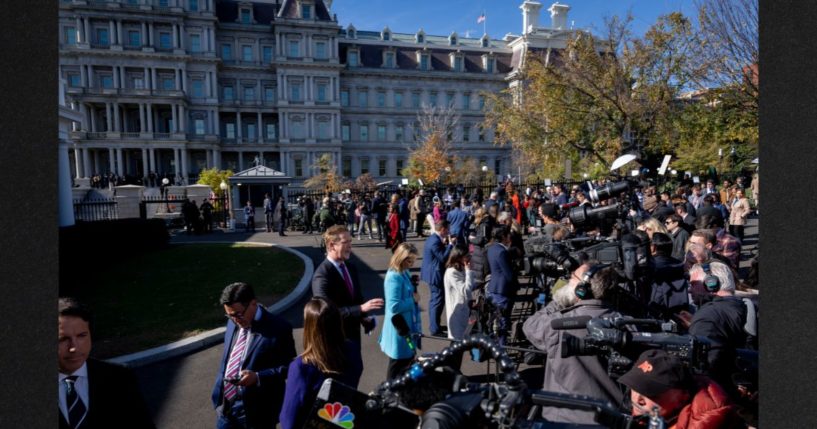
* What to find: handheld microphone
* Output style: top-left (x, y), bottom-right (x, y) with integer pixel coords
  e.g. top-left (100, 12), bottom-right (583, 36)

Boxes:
top-left (391, 314), bottom-right (415, 350)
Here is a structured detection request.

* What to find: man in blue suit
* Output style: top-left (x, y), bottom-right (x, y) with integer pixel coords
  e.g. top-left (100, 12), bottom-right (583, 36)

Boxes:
top-left (420, 220), bottom-right (453, 336)
top-left (446, 199), bottom-right (470, 243)
top-left (487, 226), bottom-right (520, 345)
top-left (398, 191), bottom-right (410, 241)
top-left (212, 282), bottom-right (296, 429)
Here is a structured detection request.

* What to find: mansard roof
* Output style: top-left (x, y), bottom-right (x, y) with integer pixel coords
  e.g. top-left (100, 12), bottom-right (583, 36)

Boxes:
top-left (215, 0), bottom-right (279, 24)
top-left (278, 0), bottom-right (333, 21)
top-left (340, 29), bottom-right (506, 49)
top-left (339, 43), bottom-right (512, 74)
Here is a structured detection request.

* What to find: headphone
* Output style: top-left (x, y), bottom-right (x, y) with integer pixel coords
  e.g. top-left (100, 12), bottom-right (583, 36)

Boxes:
top-left (701, 262), bottom-right (721, 292)
top-left (574, 264), bottom-right (611, 300)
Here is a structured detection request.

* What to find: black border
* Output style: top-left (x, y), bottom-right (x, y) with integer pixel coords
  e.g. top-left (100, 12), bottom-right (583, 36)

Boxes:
top-left (0, 0), bottom-right (58, 427)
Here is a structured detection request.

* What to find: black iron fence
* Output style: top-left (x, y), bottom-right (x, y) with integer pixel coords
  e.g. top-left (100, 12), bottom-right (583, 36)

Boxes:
top-left (73, 198), bottom-right (118, 222)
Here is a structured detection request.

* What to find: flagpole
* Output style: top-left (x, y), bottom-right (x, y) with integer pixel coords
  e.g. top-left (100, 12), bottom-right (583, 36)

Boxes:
top-left (483, 10), bottom-right (487, 35)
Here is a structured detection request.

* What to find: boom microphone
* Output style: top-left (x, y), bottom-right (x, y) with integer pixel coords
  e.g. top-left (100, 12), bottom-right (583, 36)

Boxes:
top-left (391, 314), bottom-right (415, 350)
top-left (551, 316), bottom-right (593, 330)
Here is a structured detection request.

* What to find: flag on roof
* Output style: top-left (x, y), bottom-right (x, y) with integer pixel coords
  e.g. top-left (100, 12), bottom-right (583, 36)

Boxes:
top-left (477, 13), bottom-right (486, 24)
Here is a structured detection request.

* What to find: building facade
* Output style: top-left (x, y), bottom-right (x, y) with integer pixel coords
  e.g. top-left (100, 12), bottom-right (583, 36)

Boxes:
top-left (59, 0), bottom-right (578, 186)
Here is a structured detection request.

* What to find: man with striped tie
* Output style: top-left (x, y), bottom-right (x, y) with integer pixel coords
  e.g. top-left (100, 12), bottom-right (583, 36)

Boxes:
top-left (212, 282), bottom-right (296, 429)
top-left (58, 298), bottom-right (154, 429)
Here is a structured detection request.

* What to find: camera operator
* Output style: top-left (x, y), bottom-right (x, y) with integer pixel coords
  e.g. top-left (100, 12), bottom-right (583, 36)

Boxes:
top-left (527, 203), bottom-right (561, 240)
top-left (521, 264), bottom-right (629, 425)
top-left (618, 349), bottom-right (742, 428)
top-left (646, 233), bottom-right (690, 320)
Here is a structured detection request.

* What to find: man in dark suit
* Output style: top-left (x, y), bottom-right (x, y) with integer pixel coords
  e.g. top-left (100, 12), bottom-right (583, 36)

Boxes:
top-left (445, 199), bottom-right (470, 243)
top-left (58, 297), bottom-right (155, 429)
top-left (486, 226), bottom-right (520, 345)
top-left (420, 220), bottom-right (454, 336)
top-left (397, 191), bottom-right (410, 242)
top-left (212, 282), bottom-right (296, 429)
top-left (312, 225), bottom-right (384, 346)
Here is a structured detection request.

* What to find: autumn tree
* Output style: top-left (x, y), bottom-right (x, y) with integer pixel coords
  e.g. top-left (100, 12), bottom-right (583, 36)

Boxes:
top-left (353, 173), bottom-right (377, 192)
top-left (404, 105), bottom-right (459, 184)
top-left (197, 167), bottom-right (234, 195)
top-left (304, 153), bottom-right (344, 192)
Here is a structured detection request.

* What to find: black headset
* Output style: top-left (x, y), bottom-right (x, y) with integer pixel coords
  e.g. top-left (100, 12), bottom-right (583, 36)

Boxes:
top-left (701, 262), bottom-right (721, 292)
top-left (574, 264), bottom-right (611, 300)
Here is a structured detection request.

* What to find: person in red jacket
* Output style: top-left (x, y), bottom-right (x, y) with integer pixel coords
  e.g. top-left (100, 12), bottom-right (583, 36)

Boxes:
top-left (618, 349), bottom-right (744, 428)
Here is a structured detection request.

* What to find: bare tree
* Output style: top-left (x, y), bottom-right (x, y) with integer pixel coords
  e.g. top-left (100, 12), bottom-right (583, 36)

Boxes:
top-left (404, 105), bottom-right (460, 184)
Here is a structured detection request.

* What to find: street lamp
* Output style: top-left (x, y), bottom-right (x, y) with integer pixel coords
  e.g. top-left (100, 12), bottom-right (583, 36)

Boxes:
top-left (219, 181), bottom-right (229, 227)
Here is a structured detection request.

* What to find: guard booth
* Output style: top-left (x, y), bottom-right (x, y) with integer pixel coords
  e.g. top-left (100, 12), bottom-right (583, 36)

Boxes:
top-left (228, 165), bottom-right (292, 225)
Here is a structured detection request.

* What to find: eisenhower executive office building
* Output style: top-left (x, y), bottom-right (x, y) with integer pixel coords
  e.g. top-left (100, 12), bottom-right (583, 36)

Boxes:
top-left (59, 0), bottom-right (580, 187)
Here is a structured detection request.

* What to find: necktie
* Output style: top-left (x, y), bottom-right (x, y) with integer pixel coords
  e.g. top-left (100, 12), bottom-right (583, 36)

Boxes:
top-left (339, 262), bottom-right (354, 296)
top-left (224, 328), bottom-right (249, 402)
top-left (64, 376), bottom-right (87, 429)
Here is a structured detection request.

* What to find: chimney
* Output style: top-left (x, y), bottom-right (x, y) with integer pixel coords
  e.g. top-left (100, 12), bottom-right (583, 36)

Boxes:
top-left (520, 1), bottom-right (543, 35)
top-left (548, 2), bottom-right (570, 30)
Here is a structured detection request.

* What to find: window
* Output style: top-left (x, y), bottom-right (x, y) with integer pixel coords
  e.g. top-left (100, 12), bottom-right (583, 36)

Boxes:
top-left (132, 76), bottom-right (144, 89)
top-left (420, 54), bottom-right (429, 70)
top-left (190, 34), bottom-right (201, 52)
top-left (412, 92), bottom-right (420, 108)
top-left (262, 46), bottom-right (272, 64)
top-left (379, 159), bottom-right (387, 176)
top-left (221, 44), bottom-right (232, 60)
top-left (478, 125), bottom-right (485, 142)
top-left (357, 90), bottom-right (367, 107)
top-left (479, 95), bottom-right (485, 110)
top-left (290, 83), bottom-right (301, 102)
top-left (382, 30), bottom-right (390, 41)
top-left (481, 36), bottom-right (489, 48)
top-left (264, 87), bottom-right (275, 102)
top-left (429, 91), bottom-right (437, 107)
top-left (242, 45), bottom-right (253, 61)
top-left (288, 40), bottom-right (300, 58)
top-left (192, 79), bottom-right (203, 97)
top-left (446, 93), bottom-right (455, 107)
top-left (128, 31), bottom-right (141, 47)
top-left (462, 93), bottom-right (471, 110)
top-left (68, 73), bottom-right (81, 87)
top-left (226, 123), bottom-right (235, 139)
top-left (266, 123), bottom-right (277, 139)
top-left (162, 77), bottom-right (174, 90)
top-left (396, 159), bottom-right (404, 175)
top-left (347, 50), bottom-right (358, 67)
top-left (223, 86), bottom-right (234, 101)
top-left (101, 75), bottom-right (113, 89)
top-left (360, 159), bottom-right (369, 175)
top-left (394, 92), bottom-right (403, 108)
top-left (64, 27), bottom-right (77, 45)
top-left (240, 9), bottom-right (251, 24)
top-left (317, 121), bottom-right (330, 139)
top-left (494, 159), bottom-right (501, 175)
top-left (340, 90), bottom-right (349, 106)
top-left (453, 56), bottom-right (463, 72)
top-left (417, 33), bottom-right (424, 43)
top-left (377, 125), bottom-right (386, 140)
top-left (449, 35), bottom-right (457, 46)
top-left (95, 28), bottom-right (109, 46)
top-left (294, 159), bottom-right (303, 177)
top-left (359, 124), bottom-right (368, 141)
top-left (342, 158), bottom-right (352, 177)
top-left (315, 41), bottom-right (326, 59)
top-left (384, 52), bottom-right (394, 68)
top-left (246, 123), bottom-right (256, 139)
top-left (317, 84), bottom-right (328, 102)
top-left (341, 124), bottom-right (350, 141)
top-left (158, 0), bottom-right (169, 6)
top-left (195, 119), bottom-right (205, 135)
top-left (301, 4), bottom-right (311, 19)
top-left (189, 0), bottom-right (199, 11)
top-left (463, 125), bottom-right (470, 142)
top-left (486, 58), bottom-right (494, 73)
top-left (159, 32), bottom-right (171, 49)
top-left (395, 125), bottom-right (404, 141)
top-left (376, 91), bottom-right (385, 107)
top-left (243, 86), bottom-right (255, 101)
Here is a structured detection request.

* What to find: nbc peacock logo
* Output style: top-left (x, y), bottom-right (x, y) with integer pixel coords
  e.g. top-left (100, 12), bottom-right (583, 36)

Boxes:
top-left (317, 402), bottom-right (355, 428)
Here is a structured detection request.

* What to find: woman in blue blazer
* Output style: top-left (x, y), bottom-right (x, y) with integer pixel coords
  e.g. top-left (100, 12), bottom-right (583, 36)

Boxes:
top-left (378, 242), bottom-right (422, 380)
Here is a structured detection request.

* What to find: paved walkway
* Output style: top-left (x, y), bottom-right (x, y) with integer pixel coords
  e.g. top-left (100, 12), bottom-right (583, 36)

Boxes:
top-left (134, 217), bottom-right (758, 428)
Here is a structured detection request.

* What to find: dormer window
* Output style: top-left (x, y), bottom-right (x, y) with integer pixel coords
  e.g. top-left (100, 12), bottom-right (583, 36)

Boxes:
top-left (480, 34), bottom-right (490, 48)
top-left (301, 3), bottom-right (312, 19)
top-left (347, 48), bottom-right (359, 67)
top-left (482, 54), bottom-right (496, 73)
top-left (382, 27), bottom-right (391, 41)
top-left (416, 51), bottom-right (430, 70)
top-left (240, 7), bottom-right (252, 24)
top-left (383, 50), bottom-right (395, 68)
top-left (416, 29), bottom-right (425, 44)
top-left (449, 32), bottom-right (458, 46)
top-left (347, 25), bottom-right (356, 39)
top-left (450, 53), bottom-right (463, 72)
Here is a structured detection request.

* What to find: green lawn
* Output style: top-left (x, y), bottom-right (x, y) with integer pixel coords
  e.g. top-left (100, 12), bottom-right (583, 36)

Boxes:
top-left (79, 243), bottom-right (304, 358)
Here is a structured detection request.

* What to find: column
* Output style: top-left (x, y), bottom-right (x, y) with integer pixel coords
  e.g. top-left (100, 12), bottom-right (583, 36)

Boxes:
top-left (80, 65), bottom-right (87, 87)
top-left (139, 103), bottom-right (145, 132)
top-left (179, 105), bottom-right (187, 132)
top-left (108, 148), bottom-right (115, 174)
top-left (181, 149), bottom-right (189, 179)
top-left (149, 22), bottom-right (155, 48)
top-left (213, 149), bottom-right (221, 170)
top-left (74, 146), bottom-right (83, 178)
top-left (179, 25), bottom-right (185, 50)
top-left (149, 148), bottom-right (156, 173)
top-left (124, 150), bottom-right (132, 175)
top-left (109, 21), bottom-right (116, 44)
top-left (175, 69), bottom-right (181, 90)
top-left (117, 20), bottom-right (123, 46)
top-left (236, 112), bottom-right (242, 140)
top-left (171, 103), bottom-right (178, 132)
top-left (84, 19), bottom-right (90, 45)
top-left (211, 72), bottom-right (216, 97)
top-left (82, 149), bottom-right (91, 178)
top-left (205, 72), bottom-right (211, 98)
top-left (113, 103), bottom-right (120, 131)
top-left (173, 24), bottom-right (179, 48)
top-left (151, 68), bottom-right (158, 90)
top-left (180, 68), bottom-right (186, 92)
top-left (143, 67), bottom-right (149, 87)
top-left (142, 148), bottom-right (149, 178)
top-left (93, 150), bottom-right (101, 174)
top-left (141, 22), bottom-right (147, 47)
top-left (116, 148), bottom-right (124, 176)
top-left (79, 103), bottom-right (88, 131)
top-left (89, 106), bottom-right (97, 131)
top-left (147, 104), bottom-right (154, 132)
top-left (76, 18), bottom-right (84, 43)
top-left (113, 66), bottom-right (120, 88)
top-left (119, 67), bottom-right (126, 89)
top-left (87, 65), bottom-right (94, 88)
top-left (205, 150), bottom-right (212, 167)
top-left (213, 108), bottom-right (220, 132)
top-left (174, 148), bottom-right (181, 177)
top-left (257, 112), bottom-right (263, 143)
top-left (238, 152), bottom-right (244, 171)
top-left (105, 103), bottom-right (112, 131)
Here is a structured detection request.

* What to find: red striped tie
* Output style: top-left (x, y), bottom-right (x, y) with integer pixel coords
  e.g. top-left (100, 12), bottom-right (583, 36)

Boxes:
top-left (223, 328), bottom-right (249, 401)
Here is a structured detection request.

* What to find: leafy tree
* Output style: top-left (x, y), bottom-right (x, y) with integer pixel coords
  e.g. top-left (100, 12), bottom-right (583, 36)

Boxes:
top-left (353, 173), bottom-right (377, 192)
top-left (197, 167), bottom-right (234, 196)
top-left (404, 105), bottom-right (459, 184)
top-left (304, 153), bottom-right (344, 192)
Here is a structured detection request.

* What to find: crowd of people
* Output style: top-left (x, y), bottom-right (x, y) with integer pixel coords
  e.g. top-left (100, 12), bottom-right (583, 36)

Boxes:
top-left (58, 172), bottom-right (759, 429)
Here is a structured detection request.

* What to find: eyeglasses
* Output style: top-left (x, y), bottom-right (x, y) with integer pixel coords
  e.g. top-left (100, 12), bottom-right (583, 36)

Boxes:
top-left (225, 304), bottom-right (251, 320)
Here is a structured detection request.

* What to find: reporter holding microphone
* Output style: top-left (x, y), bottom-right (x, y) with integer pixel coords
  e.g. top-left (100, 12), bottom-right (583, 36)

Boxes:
top-left (378, 243), bottom-right (422, 380)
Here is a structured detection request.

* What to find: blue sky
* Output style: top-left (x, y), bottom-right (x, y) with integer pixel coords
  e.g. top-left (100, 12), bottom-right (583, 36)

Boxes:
top-left (330, 0), bottom-right (693, 40)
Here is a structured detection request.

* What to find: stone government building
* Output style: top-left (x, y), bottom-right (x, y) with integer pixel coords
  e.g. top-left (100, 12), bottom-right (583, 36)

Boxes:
top-left (59, 0), bottom-right (578, 187)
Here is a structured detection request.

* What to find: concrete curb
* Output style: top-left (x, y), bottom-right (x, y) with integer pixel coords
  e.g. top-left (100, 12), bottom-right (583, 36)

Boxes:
top-left (107, 241), bottom-right (314, 368)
